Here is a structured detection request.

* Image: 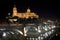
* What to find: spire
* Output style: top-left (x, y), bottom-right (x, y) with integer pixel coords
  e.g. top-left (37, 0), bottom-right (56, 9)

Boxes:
top-left (27, 8), bottom-right (31, 13)
top-left (12, 4), bottom-right (17, 17)
top-left (13, 4), bottom-right (16, 8)
top-left (13, 4), bottom-right (17, 10)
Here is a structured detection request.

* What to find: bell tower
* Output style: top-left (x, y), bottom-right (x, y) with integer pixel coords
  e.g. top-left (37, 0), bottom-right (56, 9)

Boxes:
top-left (27, 8), bottom-right (31, 13)
top-left (12, 5), bottom-right (18, 17)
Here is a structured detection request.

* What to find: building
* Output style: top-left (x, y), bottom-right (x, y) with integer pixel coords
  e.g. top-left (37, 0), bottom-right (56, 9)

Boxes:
top-left (12, 5), bottom-right (39, 19)
top-left (7, 5), bottom-right (39, 23)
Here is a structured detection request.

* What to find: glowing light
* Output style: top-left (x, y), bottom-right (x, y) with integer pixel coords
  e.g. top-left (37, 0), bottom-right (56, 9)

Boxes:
top-left (34, 27), bottom-right (38, 31)
top-left (52, 30), bottom-right (54, 32)
top-left (3, 32), bottom-right (6, 37)
top-left (38, 30), bottom-right (41, 33)
top-left (45, 33), bottom-right (48, 36)
top-left (13, 19), bottom-right (17, 21)
top-left (24, 27), bottom-right (27, 33)
top-left (52, 25), bottom-right (56, 28)
top-left (33, 38), bottom-right (34, 40)
top-left (27, 8), bottom-right (31, 13)
top-left (14, 29), bottom-right (23, 35)
top-left (24, 34), bottom-right (27, 36)
top-left (56, 34), bottom-right (58, 36)
top-left (48, 27), bottom-right (51, 29)
top-left (45, 28), bottom-right (48, 31)
top-left (48, 31), bottom-right (52, 35)
top-left (43, 22), bottom-right (47, 24)
top-left (38, 36), bottom-right (40, 40)
top-left (10, 32), bottom-right (14, 34)
top-left (41, 34), bottom-right (43, 36)
top-left (41, 37), bottom-right (43, 39)
top-left (24, 27), bottom-right (27, 36)
top-left (8, 13), bottom-right (10, 16)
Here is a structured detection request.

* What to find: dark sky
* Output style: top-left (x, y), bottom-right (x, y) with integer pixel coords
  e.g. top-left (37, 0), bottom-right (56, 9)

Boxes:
top-left (0, 0), bottom-right (60, 20)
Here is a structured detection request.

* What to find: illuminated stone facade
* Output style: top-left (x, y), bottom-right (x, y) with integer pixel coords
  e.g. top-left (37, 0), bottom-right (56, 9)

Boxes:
top-left (12, 5), bottom-right (39, 19)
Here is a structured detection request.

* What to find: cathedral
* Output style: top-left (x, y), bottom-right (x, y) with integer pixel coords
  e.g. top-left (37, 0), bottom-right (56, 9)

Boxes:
top-left (12, 5), bottom-right (39, 19)
top-left (7, 5), bottom-right (39, 23)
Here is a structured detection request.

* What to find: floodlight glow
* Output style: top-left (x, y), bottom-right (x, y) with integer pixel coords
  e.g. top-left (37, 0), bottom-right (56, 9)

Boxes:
top-left (48, 31), bottom-right (51, 35)
top-left (13, 19), bottom-right (17, 21)
top-left (14, 29), bottom-right (23, 35)
top-left (52, 25), bottom-right (56, 28)
top-left (3, 32), bottom-right (6, 37)
top-left (24, 27), bottom-right (27, 33)
top-left (45, 28), bottom-right (48, 31)
top-left (38, 36), bottom-right (40, 39)
top-left (41, 37), bottom-right (43, 39)
top-left (45, 33), bottom-right (48, 37)
top-left (24, 33), bottom-right (27, 36)
top-left (52, 30), bottom-right (54, 32)
top-left (34, 27), bottom-right (38, 31)
top-left (56, 34), bottom-right (58, 36)
top-left (48, 27), bottom-right (51, 29)
top-left (38, 30), bottom-right (41, 33)
top-left (10, 32), bottom-right (14, 34)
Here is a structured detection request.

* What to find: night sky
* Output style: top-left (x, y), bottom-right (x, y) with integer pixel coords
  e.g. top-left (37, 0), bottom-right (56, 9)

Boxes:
top-left (0, 0), bottom-right (60, 20)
